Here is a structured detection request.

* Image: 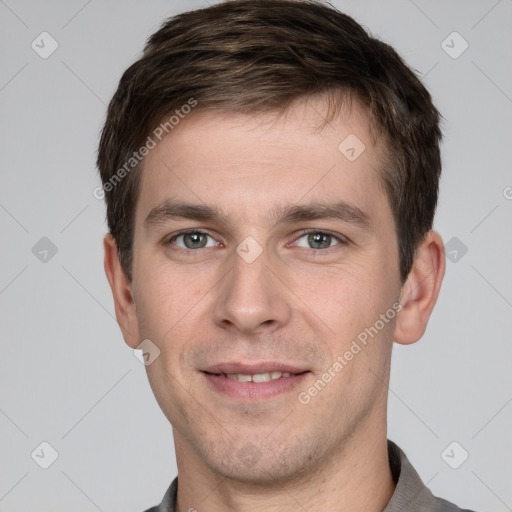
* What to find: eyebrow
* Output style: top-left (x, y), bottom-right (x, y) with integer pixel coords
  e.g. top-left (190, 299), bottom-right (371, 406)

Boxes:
top-left (144, 202), bottom-right (230, 229)
top-left (269, 201), bottom-right (372, 230)
top-left (144, 200), bottom-right (373, 231)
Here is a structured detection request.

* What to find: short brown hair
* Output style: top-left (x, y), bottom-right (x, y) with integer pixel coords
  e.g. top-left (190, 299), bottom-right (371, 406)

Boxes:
top-left (97, 0), bottom-right (442, 282)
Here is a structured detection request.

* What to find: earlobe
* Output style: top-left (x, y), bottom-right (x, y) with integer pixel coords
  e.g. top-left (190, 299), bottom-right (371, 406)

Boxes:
top-left (103, 234), bottom-right (141, 349)
top-left (394, 230), bottom-right (446, 345)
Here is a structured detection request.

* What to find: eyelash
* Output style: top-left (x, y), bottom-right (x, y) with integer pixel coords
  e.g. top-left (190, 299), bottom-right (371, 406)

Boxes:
top-left (165, 229), bottom-right (348, 252)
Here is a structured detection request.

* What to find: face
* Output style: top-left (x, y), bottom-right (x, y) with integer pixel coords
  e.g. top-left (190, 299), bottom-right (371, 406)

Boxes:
top-left (128, 96), bottom-right (403, 483)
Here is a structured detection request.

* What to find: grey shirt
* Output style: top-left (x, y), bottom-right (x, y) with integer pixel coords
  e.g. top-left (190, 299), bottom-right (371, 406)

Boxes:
top-left (143, 440), bottom-right (476, 512)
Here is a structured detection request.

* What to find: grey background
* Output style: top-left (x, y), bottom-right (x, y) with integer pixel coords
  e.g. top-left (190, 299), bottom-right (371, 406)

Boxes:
top-left (1, 0), bottom-right (511, 510)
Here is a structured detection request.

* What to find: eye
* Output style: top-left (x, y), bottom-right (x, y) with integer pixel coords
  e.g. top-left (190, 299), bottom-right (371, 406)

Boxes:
top-left (168, 230), bottom-right (218, 249)
top-left (294, 231), bottom-right (345, 250)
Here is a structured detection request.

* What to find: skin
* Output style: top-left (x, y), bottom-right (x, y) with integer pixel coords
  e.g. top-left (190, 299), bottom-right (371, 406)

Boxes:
top-left (104, 94), bottom-right (445, 512)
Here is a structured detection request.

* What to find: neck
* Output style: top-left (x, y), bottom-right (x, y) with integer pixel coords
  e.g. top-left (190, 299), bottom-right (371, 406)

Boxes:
top-left (174, 421), bottom-right (395, 512)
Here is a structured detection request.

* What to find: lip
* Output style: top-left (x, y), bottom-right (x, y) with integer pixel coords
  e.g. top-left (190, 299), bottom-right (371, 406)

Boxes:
top-left (203, 362), bottom-right (308, 375)
top-left (201, 361), bottom-right (310, 400)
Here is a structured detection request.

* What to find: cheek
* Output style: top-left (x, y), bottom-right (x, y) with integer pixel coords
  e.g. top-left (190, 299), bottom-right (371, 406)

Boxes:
top-left (307, 269), bottom-right (373, 326)
top-left (133, 255), bottom-right (210, 333)
top-left (304, 266), bottom-right (397, 356)
top-left (145, 358), bottom-right (193, 431)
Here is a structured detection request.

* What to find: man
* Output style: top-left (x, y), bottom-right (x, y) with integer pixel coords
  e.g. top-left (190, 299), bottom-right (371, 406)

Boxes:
top-left (97, 1), bottom-right (477, 510)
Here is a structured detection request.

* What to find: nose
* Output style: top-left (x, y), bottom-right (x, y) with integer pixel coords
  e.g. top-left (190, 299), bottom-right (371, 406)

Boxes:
top-left (212, 244), bottom-right (292, 336)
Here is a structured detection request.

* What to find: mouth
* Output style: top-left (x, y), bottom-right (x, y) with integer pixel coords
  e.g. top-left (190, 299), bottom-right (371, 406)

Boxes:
top-left (222, 371), bottom-right (292, 382)
top-left (201, 363), bottom-right (310, 400)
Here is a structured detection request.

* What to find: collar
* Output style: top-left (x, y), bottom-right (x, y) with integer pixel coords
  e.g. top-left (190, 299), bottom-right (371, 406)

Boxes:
top-left (383, 439), bottom-right (437, 511)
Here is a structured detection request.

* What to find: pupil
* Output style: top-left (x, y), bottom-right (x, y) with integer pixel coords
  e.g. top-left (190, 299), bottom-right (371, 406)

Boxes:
top-left (185, 232), bottom-right (206, 248)
top-left (308, 232), bottom-right (331, 249)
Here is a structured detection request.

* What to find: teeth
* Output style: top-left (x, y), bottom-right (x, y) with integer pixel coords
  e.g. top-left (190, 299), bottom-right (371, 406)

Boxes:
top-left (252, 373), bottom-right (271, 383)
top-left (225, 371), bottom-right (292, 382)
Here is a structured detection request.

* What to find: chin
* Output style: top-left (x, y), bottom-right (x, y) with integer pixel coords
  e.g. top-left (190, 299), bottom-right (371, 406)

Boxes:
top-left (200, 435), bottom-right (323, 485)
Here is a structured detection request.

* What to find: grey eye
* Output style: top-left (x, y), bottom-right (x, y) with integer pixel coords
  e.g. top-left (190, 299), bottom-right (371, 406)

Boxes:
top-left (172, 231), bottom-right (216, 249)
top-left (295, 232), bottom-right (337, 249)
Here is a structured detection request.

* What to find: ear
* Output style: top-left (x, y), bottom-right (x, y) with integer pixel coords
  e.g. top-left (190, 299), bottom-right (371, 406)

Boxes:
top-left (103, 233), bottom-right (140, 349)
top-left (394, 230), bottom-right (445, 345)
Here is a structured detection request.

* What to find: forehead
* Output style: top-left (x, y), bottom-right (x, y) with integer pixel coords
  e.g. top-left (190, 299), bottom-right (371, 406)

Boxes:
top-left (135, 96), bottom-right (391, 230)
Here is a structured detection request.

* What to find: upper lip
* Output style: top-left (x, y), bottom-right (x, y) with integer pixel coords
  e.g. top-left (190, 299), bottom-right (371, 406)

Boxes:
top-left (203, 362), bottom-right (309, 375)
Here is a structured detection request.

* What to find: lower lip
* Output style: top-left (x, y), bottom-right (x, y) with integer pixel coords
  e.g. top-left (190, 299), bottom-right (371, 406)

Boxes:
top-left (203, 372), bottom-right (309, 400)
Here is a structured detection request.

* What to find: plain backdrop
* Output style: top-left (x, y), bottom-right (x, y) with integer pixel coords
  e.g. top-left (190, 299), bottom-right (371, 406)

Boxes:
top-left (1, 0), bottom-right (511, 511)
